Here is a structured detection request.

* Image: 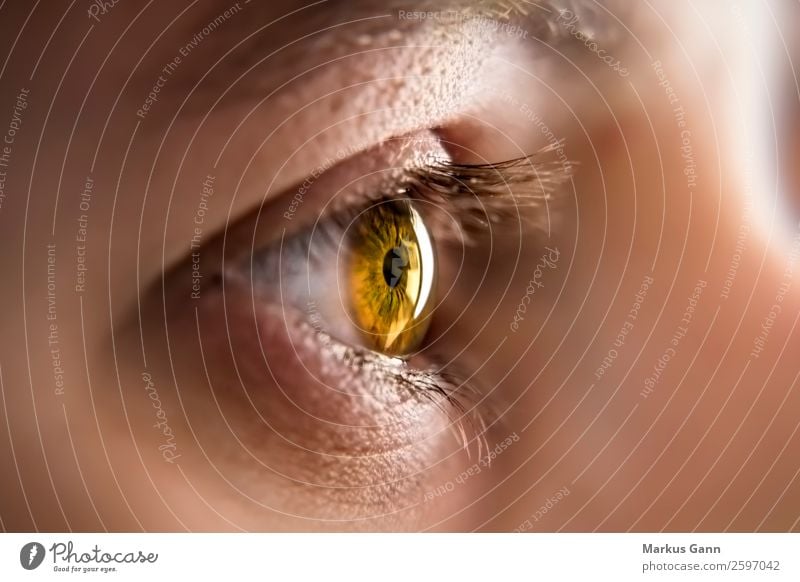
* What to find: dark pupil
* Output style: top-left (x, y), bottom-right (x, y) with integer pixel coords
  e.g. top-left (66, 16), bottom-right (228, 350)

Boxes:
top-left (382, 244), bottom-right (409, 288)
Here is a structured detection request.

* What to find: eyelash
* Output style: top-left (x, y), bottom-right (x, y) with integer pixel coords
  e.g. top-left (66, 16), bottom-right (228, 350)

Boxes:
top-left (403, 140), bottom-right (573, 237)
top-left (321, 140), bottom-right (573, 244)
top-left (246, 143), bottom-right (572, 456)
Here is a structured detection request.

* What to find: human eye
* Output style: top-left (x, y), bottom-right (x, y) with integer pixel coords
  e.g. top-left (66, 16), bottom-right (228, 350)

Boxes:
top-left (236, 132), bottom-right (569, 361)
top-left (274, 196), bottom-right (438, 358)
top-left (151, 121), bottom-right (569, 527)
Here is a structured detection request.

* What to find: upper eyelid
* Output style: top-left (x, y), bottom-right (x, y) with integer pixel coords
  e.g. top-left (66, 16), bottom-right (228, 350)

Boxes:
top-left (150, 1), bottom-right (616, 288)
top-left (132, 0), bottom-right (626, 298)
top-left (222, 133), bottom-right (575, 275)
top-left (135, 12), bottom-right (496, 286)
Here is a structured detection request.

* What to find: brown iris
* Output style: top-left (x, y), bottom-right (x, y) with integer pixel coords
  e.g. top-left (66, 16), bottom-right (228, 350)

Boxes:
top-left (347, 200), bottom-right (435, 356)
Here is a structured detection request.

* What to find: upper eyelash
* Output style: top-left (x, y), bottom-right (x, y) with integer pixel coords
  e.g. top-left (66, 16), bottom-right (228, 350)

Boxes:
top-left (402, 141), bottom-right (574, 239)
top-left (319, 141), bottom-right (574, 244)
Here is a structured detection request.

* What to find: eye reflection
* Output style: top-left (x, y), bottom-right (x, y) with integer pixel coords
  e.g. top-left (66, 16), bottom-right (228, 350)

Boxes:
top-left (347, 200), bottom-right (436, 357)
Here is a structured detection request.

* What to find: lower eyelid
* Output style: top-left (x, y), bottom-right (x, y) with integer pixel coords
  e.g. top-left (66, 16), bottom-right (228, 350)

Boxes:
top-left (168, 284), bottom-right (467, 519)
top-left (197, 280), bottom-right (463, 444)
top-left (224, 210), bottom-right (491, 447)
top-left (157, 207), bottom-right (494, 521)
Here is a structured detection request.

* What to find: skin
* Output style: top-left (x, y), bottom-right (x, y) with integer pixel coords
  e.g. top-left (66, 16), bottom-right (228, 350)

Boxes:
top-left (0, 0), bottom-right (798, 532)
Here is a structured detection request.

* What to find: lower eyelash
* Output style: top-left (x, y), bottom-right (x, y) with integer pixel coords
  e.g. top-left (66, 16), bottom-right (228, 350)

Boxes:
top-left (307, 320), bottom-right (490, 459)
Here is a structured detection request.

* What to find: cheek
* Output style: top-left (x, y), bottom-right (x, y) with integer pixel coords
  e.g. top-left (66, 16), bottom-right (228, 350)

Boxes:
top-left (161, 281), bottom-right (473, 527)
